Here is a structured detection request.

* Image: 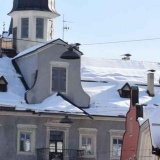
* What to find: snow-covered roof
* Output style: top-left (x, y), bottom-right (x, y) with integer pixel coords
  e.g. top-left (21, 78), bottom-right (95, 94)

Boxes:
top-left (13, 38), bottom-right (83, 59)
top-left (0, 57), bottom-right (25, 105)
top-left (81, 57), bottom-right (160, 148)
top-left (1, 56), bottom-right (160, 118)
top-left (2, 55), bottom-right (160, 148)
top-left (81, 57), bottom-right (160, 84)
top-left (81, 57), bottom-right (160, 116)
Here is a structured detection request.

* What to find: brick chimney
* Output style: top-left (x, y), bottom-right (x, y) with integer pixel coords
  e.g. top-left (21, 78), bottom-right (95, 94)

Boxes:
top-left (147, 70), bottom-right (155, 97)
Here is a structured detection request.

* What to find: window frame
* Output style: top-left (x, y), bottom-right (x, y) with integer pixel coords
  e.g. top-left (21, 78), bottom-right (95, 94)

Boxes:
top-left (78, 128), bottom-right (97, 158)
top-left (52, 67), bottom-right (66, 92)
top-left (50, 62), bottom-right (69, 94)
top-left (109, 130), bottom-right (124, 160)
top-left (17, 124), bottom-right (37, 155)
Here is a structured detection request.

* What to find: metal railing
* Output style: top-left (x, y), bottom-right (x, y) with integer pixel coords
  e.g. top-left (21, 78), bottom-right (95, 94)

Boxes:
top-left (37, 148), bottom-right (84, 160)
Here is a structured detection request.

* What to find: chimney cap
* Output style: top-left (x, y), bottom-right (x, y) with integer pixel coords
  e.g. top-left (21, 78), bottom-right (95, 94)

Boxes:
top-left (121, 53), bottom-right (132, 57)
top-left (148, 69), bottom-right (156, 72)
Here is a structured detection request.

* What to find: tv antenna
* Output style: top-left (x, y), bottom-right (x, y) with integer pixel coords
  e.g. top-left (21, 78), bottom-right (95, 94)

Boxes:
top-left (3, 22), bottom-right (5, 31)
top-left (62, 15), bottom-right (73, 40)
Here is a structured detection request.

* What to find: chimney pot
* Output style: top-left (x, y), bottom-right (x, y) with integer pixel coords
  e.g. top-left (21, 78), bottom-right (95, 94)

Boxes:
top-left (147, 72), bottom-right (154, 96)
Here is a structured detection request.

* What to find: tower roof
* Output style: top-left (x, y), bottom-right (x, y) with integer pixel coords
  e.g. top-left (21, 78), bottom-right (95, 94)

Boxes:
top-left (9, 0), bottom-right (58, 13)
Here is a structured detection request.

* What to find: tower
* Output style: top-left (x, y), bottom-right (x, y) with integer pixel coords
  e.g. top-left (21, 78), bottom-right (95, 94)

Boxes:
top-left (8, 0), bottom-right (60, 53)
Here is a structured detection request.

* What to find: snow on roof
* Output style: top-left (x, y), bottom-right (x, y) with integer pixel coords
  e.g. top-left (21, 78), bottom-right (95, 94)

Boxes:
top-left (81, 57), bottom-right (160, 84)
top-left (81, 57), bottom-right (160, 148)
top-left (1, 55), bottom-right (160, 147)
top-left (0, 56), bottom-right (84, 115)
top-left (1, 56), bottom-right (160, 118)
top-left (13, 38), bottom-right (83, 59)
top-left (13, 41), bottom-right (52, 59)
top-left (16, 93), bottom-right (84, 114)
top-left (81, 57), bottom-right (160, 116)
top-left (0, 57), bottom-right (25, 105)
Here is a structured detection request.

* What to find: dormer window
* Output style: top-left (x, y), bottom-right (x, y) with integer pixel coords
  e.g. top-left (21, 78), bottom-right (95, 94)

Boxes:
top-left (52, 67), bottom-right (66, 92)
top-left (0, 76), bottom-right (8, 92)
top-left (118, 83), bottom-right (131, 98)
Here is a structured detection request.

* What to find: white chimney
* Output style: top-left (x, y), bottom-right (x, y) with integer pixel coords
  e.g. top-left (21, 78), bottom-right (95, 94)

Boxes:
top-left (147, 71), bottom-right (155, 97)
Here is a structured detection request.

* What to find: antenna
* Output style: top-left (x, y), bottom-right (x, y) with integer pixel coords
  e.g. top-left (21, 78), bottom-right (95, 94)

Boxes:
top-left (3, 22), bottom-right (5, 31)
top-left (62, 15), bottom-right (73, 40)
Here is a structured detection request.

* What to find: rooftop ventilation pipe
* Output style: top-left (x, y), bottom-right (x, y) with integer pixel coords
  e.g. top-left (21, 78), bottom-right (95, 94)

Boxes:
top-left (121, 53), bottom-right (131, 60)
top-left (147, 69), bottom-right (155, 97)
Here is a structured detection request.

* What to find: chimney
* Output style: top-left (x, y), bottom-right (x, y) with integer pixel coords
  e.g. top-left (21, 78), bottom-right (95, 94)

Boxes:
top-left (121, 53), bottom-right (131, 60)
top-left (70, 43), bottom-right (81, 50)
top-left (147, 70), bottom-right (155, 97)
top-left (131, 86), bottom-right (139, 106)
top-left (136, 104), bottom-right (143, 120)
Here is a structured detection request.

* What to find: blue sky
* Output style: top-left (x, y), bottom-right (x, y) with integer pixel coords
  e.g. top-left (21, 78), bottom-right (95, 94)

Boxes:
top-left (1, 0), bottom-right (160, 62)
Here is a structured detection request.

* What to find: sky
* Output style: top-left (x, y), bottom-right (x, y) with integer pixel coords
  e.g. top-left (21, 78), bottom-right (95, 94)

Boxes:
top-left (1, 0), bottom-right (160, 62)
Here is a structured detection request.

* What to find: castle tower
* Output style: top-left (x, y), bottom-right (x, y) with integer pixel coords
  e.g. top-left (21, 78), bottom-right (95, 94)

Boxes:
top-left (8, 0), bottom-right (60, 53)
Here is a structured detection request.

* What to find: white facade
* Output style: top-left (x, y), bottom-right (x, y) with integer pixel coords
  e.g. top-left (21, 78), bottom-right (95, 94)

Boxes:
top-left (9, 10), bottom-right (59, 53)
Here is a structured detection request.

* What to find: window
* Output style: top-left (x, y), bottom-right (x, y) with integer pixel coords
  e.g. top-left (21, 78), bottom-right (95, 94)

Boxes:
top-left (21, 18), bottom-right (29, 38)
top-left (20, 132), bottom-right (31, 152)
top-left (118, 83), bottom-right (131, 98)
top-left (17, 124), bottom-right (37, 155)
top-left (112, 138), bottom-right (122, 156)
top-left (36, 18), bottom-right (44, 39)
top-left (52, 67), bottom-right (66, 92)
top-left (78, 128), bottom-right (97, 158)
top-left (109, 130), bottom-right (124, 160)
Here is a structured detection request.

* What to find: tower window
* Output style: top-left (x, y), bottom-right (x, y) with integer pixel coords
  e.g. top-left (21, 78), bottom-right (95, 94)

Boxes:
top-left (36, 18), bottom-right (44, 39)
top-left (21, 18), bottom-right (29, 38)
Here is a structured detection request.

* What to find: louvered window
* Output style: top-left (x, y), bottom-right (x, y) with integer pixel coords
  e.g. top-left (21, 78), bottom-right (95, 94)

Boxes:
top-left (36, 18), bottom-right (44, 39)
top-left (21, 18), bottom-right (29, 38)
top-left (52, 67), bottom-right (66, 92)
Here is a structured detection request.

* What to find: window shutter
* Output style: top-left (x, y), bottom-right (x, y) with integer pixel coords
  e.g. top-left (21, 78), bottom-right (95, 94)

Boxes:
top-left (36, 18), bottom-right (44, 39)
top-left (21, 18), bottom-right (29, 38)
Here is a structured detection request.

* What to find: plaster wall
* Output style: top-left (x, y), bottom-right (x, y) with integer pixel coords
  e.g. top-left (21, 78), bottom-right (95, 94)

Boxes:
top-left (0, 113), bottom-right (125, 160)
top-left (16, 40), bottom-right (90, 107)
